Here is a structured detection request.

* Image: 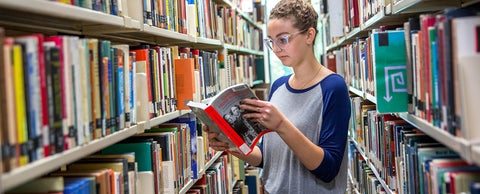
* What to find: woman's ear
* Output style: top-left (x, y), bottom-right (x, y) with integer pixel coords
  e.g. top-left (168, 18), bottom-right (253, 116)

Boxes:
top-left (306, 27), bottom-right (316, 45)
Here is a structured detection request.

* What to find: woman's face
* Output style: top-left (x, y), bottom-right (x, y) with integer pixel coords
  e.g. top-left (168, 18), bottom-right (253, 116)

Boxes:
top-left (266, 18), bottom-right (308, 67)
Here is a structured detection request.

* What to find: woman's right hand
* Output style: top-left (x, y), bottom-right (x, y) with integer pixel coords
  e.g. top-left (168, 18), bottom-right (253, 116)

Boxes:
top-left (202, 125), bottom-right (229, 152)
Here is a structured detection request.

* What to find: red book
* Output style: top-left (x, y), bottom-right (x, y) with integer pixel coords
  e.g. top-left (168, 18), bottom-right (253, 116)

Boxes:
top-left (420, 14), bottom-right (437, 123)
top-left (187, 84), bottom-right (272, 156)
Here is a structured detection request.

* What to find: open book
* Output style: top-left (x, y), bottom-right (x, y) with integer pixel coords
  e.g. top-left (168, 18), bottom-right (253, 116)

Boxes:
top-left (187, 84), bottom-right (272, 155)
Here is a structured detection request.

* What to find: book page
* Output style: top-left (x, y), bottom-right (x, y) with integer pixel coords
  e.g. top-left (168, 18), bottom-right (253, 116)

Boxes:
top-left (209, 84), bottom-right (268, 149)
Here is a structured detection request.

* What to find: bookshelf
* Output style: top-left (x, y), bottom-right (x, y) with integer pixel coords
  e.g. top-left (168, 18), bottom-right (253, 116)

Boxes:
top-left (179, 152), bottom-right (223, 194)
top-left (0, 0), bottom-right (265, 193)
top-left (1, 122), bottom-right (139, 192)
top-left (323, 0), bottom-right (480, 193)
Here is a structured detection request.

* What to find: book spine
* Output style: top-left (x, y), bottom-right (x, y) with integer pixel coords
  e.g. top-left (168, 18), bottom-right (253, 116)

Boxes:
top-left (116, 48), bottom-right (125, 131)
top-left (89, 39), bottom-right (102, 139)
top-left (71, 37), bottom-right (85, 146)
top-left (110, 47), bottom-right (117, 133)
top-left (63, 37), bottom-right (75, 151)
top-left (12, 45), bottom-right (29, 166)
top-left (49, 46), bottom-right (65, 156)
top-left (2, 37), bottom-right (16, 172)
top-left (80, 39), bottom-right (92, 143)
top-left (17, 37), bottom-right (43, 162)
top-left (129, 52), bottom-right (136, 125)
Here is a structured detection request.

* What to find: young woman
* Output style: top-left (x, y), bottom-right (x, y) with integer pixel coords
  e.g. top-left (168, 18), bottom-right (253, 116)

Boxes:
top-left (205, 0), bottom-right (351, 193)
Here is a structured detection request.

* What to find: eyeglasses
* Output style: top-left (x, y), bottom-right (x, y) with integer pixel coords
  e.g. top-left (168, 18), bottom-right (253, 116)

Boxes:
top-left (263, 30), bottom-right (306, 51)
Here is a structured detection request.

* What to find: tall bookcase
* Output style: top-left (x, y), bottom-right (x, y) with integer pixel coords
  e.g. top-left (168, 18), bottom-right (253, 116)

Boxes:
top-left (0, 0), bottom-right (265, 193)
top-left (321, 0), bottom-right (480, 193)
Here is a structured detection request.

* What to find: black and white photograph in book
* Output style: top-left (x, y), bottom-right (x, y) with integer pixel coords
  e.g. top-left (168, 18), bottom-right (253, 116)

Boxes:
top-left (223, 103), bottom-right (266, 146)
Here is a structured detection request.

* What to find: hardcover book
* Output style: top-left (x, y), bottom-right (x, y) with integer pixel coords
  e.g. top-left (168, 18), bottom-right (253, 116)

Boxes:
top-left (187, 84), bottom-right (272, 155)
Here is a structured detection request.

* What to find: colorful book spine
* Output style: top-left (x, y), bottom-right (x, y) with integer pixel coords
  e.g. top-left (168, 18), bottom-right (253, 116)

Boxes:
top-left (12, 44), bottom-right (29, 166)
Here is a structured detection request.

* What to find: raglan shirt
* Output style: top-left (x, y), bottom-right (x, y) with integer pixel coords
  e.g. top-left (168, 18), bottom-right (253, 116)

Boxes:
top-left (258, 73), bottom-right (351, 193)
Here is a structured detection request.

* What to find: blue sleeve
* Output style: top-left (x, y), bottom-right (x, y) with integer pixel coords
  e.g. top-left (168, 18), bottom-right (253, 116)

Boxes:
top-left (310, 75), bottom-right (351, 182)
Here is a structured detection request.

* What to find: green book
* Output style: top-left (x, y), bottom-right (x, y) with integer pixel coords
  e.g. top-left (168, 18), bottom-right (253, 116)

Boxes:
top-left (102, 141), bottom-right (152, 172)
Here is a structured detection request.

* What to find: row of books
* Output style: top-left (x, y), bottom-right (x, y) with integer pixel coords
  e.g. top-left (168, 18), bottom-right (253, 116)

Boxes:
top-left (1, 34), bottom-right (141, 171)
top-left (51, 0), bottom-right (127, 16)
top-left (185, 155), bottom-right (263, 194)
top-left (0, 29), bottom-right (261, 173)
top-left (322, 0), bottom-right (389, 45)
top-left (341, 0), bottom-right (388, 34)
top-left (349, 96), bottom-right (480, 194)
top-left (6, 113), bottom-right (221, 194)
top-left (50, 0), bottom-right (263, 49)
top-left (327, 12), bottom-right (480, 141)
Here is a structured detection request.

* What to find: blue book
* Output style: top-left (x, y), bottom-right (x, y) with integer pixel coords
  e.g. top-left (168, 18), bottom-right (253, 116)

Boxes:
top-left (64, 177), bottom-right (91, 194)
top-left (169, 113), bottom-right (199, 179)
top-left (471, 182), bottom-right (480, 194)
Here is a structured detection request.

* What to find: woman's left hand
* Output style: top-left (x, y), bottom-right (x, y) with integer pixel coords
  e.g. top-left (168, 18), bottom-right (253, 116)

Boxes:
top-left (240, 98), bottom-right (286, 132)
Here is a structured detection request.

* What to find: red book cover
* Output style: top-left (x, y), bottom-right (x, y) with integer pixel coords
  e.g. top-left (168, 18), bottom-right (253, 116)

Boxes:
top-left (420, 14), bottom-right (436, 123)
top-left (187, 84), bottom-right (272, 155)
top-left (350, 0), bottom-right (360, 27)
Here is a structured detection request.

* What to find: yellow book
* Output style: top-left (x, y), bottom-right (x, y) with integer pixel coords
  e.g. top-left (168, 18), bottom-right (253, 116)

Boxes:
top-left (57, 0), bottom-right (71, 4)
top-left (12, 45), bottom-right (28, 166)
top-left (165, 0), bottom-right (171, 30)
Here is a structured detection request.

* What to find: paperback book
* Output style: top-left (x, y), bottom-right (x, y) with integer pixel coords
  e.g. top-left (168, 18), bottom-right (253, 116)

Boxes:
top-left (187, 84), bottom-right (272, 155)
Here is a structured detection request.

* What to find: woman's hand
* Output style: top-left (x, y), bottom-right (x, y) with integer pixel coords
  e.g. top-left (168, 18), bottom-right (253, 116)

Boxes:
top-left (202, 125), bottom-right (229, 151)
top-left (240, 98), bottom-right (287, 133)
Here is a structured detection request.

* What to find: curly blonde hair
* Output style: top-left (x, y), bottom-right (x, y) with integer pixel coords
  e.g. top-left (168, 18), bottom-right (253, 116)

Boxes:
top-left (269, 0), bottom-right (318, 34)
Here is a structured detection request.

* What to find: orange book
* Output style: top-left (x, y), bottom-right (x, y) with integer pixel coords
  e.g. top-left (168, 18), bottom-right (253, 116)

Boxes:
top-left (88, 39), bottom-right (102, 139)
top-left (102, 56), bottom-right (111, 135)
top-left (174, 58), bottom-right (195, 110)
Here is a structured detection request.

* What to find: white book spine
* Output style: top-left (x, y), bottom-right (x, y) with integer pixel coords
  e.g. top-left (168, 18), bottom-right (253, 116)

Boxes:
top-left (70, 36), bottom-right (84, 146)
top-left (62, 36), bottom-right (74, 149)
top-left (79, 38), bottom-right (92, 143)
top-left (135, 72), bottom-right (149, 123)
top-left (187, 3), bottom-right (197, 37)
